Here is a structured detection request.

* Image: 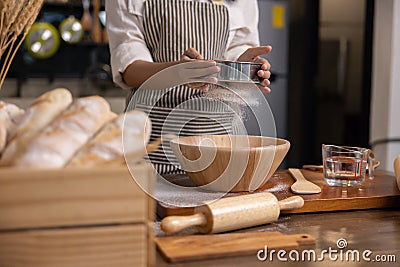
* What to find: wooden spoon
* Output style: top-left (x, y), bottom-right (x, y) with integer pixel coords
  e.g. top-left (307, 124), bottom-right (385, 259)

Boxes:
top-left (289, 168), bottom-right (321, 194)
top-left (394, 155), bottom-right (400, 191)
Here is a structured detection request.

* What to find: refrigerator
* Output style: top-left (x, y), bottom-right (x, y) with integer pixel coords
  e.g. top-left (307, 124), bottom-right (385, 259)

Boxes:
top-left (244, 0), bottom-right (290, 140)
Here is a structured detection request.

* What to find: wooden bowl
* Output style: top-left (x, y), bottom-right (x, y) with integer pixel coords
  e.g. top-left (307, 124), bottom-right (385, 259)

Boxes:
top-left (170, 135), bottom-right (290, 192)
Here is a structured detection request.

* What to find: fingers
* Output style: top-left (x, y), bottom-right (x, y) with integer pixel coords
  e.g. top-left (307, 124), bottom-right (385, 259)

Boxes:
top-left (257, 69), bottom-right (271, 80)
top-left (252, 55), bottom-right (271, 92)
top-left (182, 48), bottom-right (203, 60)
top-left (249, 46), bottom-right (272, 59)
top-left (254, 56), bottom-right (271, 71)
top-left (257, 61), bottom-right (271, 93)
top-left (181, 55), bottom-right (195, 62)
top-left (184, 61), bottom-right (217, 69)
top-left (179, 62), bottom-right (220, 81)
top-left (257, 80), bottom-right (271, 93)
top-left (258, 86), bottom-right (271, 93)
top-left (238, 46), bottom-right (272, 62)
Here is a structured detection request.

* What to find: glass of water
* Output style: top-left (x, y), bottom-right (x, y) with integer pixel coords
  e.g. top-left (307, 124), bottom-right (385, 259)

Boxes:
top-left (322, 144), bottom-right (376, 186)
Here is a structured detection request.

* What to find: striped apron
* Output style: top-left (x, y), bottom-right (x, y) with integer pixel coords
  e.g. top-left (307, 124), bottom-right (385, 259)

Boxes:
top-left (128, 0), bottom-right (235, 174)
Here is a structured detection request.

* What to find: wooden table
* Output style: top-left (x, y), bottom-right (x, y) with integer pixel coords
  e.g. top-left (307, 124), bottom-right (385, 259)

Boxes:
top-left (156, 208), bottom-right (400, 266)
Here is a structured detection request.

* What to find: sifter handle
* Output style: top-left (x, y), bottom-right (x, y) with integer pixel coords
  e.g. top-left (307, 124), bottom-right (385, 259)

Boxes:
top-left (161, 213), bottom-right (208, 234)
top-left (278, 196), bottom-right (304, 211)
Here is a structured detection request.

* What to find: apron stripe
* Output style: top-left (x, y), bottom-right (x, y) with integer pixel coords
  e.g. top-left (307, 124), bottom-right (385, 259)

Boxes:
top-left (131, 0), bottom-right (230, 174)
top-left (134, 95), bottom-right (236, 113)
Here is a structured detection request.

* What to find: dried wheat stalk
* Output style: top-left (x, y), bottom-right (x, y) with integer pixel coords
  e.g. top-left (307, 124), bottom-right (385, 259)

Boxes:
top-left (0, 0), bottom-right (44, 90)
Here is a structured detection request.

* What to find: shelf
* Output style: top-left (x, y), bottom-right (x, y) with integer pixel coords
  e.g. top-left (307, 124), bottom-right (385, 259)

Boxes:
top-left (43, 0), bottom-right (105, 9)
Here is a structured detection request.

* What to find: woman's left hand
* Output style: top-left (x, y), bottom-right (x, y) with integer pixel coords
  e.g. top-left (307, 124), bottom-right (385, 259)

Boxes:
top-left (237, 46), bottom-right (272, 93)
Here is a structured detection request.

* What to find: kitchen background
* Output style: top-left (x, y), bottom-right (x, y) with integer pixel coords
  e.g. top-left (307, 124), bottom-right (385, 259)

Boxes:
top-left (1, 0), bottom-right (399, 171)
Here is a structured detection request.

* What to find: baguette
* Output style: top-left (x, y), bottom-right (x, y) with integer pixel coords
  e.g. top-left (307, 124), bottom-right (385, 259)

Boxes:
top-left (0, 88), bottom-right (73, 165)
top-left (0, 102), bottom-right (25, 153)
top-left (67, 110), bottom-right (151, 167)
top-left (11, 96), bottom-right (113, 168)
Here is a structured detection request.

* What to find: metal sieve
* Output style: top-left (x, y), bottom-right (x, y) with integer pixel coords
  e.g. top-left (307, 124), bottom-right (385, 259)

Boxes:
top-left (215, 60), bottom-right (262, 83)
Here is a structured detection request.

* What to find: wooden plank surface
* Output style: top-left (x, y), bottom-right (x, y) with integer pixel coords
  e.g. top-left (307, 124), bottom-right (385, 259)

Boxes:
top-left (0, 224), bottom-right (153, 267)
top-left (155, 231), bottom-right (316, 263)
top-left (157, 169), bottom-right (400, 217)
top-left (0, 162), bottom-right (155, 230)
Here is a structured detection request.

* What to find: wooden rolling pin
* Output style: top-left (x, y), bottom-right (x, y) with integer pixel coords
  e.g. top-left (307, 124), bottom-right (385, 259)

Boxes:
top-left (394, 155), bottom-right (400, 191)
top-left (161, 193), bottom-right (304, 234)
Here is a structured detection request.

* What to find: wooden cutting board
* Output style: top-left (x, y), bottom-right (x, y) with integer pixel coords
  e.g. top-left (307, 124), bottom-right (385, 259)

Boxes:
top-left (157, 169), bottom-right (400, 217)
top-left (155, 232), bottom-right (316, 263)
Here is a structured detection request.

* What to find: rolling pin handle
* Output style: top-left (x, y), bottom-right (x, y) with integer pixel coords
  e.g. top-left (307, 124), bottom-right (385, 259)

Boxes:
top-left (161, 213), bottom-right (207, 234)
top-left (278, 196), bottom-right (304, 211)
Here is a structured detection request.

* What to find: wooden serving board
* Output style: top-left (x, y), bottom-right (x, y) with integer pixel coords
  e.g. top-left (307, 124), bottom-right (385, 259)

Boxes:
top-left (155, 232), bottom-right (316, 263)
top-left (157, 169), bottom-right (400, 217)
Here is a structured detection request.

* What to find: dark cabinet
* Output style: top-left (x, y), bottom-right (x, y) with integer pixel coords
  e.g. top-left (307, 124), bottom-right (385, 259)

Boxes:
top-left (5, 0), bottom-right (114, 95)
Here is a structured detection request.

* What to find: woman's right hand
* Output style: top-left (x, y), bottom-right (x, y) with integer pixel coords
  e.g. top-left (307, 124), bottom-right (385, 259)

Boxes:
top-left (123, 48), bottom-right (219, 90)
top-left (180, 48), bottom-right (219, 92)
top-left (181, 48), bottom-right (204, 61)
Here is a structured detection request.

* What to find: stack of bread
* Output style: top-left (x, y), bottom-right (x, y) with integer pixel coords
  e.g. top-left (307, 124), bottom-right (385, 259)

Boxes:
top-left (0, 88), bottom-right (151, 169)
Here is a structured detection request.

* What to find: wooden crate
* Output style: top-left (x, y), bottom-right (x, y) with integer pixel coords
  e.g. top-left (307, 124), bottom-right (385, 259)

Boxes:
top-left (0, 161), bottom-right (155, 267)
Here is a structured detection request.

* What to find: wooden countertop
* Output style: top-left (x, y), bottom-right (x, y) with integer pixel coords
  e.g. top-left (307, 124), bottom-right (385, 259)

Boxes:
top-left (156, 208), bottom-right (400, 266)
top-left (155, 170), bottom-right (400, 266)
top-left (157, 170), bottom-right (400, 217)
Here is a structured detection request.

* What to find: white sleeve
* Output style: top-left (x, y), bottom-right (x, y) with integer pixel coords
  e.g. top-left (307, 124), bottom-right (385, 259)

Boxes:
top-left (106, 0), bottom-right (153, 89)
top-left (225, 0), bottom-right (260, 61)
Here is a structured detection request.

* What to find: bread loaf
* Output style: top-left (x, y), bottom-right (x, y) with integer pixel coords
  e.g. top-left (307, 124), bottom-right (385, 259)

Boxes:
top-left (10, 96), bottom-right (113, 168)
top-left (0, 101), bottom-right (25, 153)
top-left (0, 88), bottom-right (73, 165)
top-left (67, 110), bottom-right (151, 167)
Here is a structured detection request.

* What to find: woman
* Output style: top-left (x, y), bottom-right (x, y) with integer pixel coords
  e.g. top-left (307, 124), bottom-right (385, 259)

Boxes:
top-left (106, 0), bottom-right (272, 174)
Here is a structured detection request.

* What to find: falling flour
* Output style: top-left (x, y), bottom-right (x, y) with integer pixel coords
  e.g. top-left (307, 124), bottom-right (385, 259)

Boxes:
top-left (204, 83), bottom-right (260, 107)
top-left (202, 83), bottom-right (262, 133)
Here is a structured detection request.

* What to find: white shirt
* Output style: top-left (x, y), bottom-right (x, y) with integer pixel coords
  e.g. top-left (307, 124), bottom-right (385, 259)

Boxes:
top-left (106, 0), bottom-right (260, 89)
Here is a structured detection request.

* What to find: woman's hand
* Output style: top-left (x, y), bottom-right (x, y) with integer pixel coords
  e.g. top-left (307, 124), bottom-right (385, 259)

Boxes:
top-left (123, 48), bottom-right (219, 90)
top-left (237, 46), bottom-right (272, 93)
top-left (180, 48), bottom-right (218, 92)
top-left (181, 47), bottom-right (204, 61)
